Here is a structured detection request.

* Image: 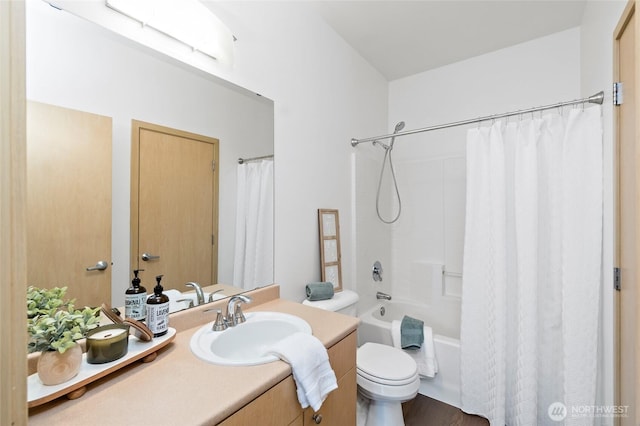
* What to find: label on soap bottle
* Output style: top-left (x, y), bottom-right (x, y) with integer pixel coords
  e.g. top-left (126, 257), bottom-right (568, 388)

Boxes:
top-left (146, 302), bottom-right (170, 337)
top-left (125, 293), bottom-right (147, 321)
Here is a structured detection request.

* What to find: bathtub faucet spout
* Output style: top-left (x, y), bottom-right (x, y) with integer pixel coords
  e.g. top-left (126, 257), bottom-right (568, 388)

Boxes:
top-left (376, 291), bottom-right (392, 301)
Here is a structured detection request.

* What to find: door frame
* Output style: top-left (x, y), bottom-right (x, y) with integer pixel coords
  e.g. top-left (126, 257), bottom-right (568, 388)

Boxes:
top-left (0, 1), bottom-right (27, 424)
top-left (614, 1), bottom-right (638, 424)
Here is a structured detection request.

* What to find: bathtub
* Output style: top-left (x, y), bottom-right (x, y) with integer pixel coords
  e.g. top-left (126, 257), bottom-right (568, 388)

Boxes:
top-left (358, 299), bottom-right (461, 409)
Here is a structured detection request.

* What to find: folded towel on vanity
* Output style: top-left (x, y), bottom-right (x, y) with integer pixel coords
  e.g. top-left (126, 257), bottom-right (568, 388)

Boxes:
top-left (266, 332), bottom-right (338, 411)
top-left (400, 315), bottom-right (424, 349)
top-left (392, 319), bottom-right (439, 378)
top-left (305, 282), bottom-right (335, 301)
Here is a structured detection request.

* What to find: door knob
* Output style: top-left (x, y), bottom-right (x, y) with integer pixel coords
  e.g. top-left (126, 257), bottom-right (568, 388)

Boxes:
top-left (86, 260), bottom-right (108, 271)
top-left (141, 253), bottom-right (160, 261)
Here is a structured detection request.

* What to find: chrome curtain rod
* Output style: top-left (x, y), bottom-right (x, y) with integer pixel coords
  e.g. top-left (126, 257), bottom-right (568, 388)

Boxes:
top-left (237, 154), bottom-right (274, 164)
top-left (350, 91), bottom-right (605, 147)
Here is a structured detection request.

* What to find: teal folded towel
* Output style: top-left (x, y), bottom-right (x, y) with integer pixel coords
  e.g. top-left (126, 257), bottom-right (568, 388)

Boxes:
top-left (306, 282), bottom-right (334, 301)
top-left (400, 315), bottom-right (424, 349)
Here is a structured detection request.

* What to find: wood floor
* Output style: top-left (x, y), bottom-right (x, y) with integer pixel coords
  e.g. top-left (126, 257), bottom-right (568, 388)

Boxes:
top-left (402, 395), bottom-right (489, 426)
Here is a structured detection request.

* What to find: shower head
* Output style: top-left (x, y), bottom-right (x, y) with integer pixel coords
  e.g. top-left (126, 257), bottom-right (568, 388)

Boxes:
top-left (389, 121), bottom-right (405, 149)
top-left (371, 121), bottom-right (405, 151)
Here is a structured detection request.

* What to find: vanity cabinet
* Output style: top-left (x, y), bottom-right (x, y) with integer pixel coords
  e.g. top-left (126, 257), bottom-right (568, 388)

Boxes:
top-left (219, 331), bottom-right (357, 426)
top-left (303, 331), bottom-right (357, 425)
top-left (218, 376), bottom-right (302, 426)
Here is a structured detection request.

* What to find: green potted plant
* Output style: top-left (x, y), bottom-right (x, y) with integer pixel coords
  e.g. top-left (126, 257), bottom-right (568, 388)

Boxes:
top-left (27, 286), bottom-right (100, 385)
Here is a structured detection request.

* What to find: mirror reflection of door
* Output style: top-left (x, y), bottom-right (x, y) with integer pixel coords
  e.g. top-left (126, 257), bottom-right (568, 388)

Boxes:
top-left (26, 101), bottom-right (112, 308)
top-left (131, 121), bottom-right (219, 291)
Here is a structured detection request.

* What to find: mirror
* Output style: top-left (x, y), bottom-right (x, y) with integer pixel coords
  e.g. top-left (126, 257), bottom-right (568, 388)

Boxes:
top-left (25, 1), bottom-right (274, 311)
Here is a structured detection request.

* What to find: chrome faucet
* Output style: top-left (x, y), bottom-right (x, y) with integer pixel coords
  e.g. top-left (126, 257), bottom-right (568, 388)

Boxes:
top-left (207, 294), bottom-right (254, 331)
top-left (376, 291), bottom-right (392, 301)
top-left (226, 294), bottom-right (252, 326)
top-left (207, 288), bottom-right (225, 302)
top-left (185, 282), bottom-right (205, 306)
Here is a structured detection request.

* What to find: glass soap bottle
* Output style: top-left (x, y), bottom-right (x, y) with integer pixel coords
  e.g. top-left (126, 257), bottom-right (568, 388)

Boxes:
top-left (146, 275), bottom-right (170, 337)
top-left (125, 269), bottom-right (146, 321)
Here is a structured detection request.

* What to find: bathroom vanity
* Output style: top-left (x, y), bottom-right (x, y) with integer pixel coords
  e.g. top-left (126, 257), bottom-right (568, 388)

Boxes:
top-left (219, 329), bottom-right (357, 425)
top-left (28, 285), bottom-right (359, 425)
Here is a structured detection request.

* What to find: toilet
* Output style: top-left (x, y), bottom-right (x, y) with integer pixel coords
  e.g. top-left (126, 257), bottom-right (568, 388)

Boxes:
top-left (303, 290), bottom-right (420, 426)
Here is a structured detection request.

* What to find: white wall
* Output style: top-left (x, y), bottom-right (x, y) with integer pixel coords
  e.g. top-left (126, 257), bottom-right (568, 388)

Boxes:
top-left (26, 0), bottom-right (388, 304)
top-left (215, 2), bottom-right (389, 302)
top-left (581, 0), bottom-right (627, 422)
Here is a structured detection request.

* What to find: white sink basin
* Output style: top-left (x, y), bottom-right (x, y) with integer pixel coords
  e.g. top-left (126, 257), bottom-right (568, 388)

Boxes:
top-left (190, 311), bottom-right (312, 366)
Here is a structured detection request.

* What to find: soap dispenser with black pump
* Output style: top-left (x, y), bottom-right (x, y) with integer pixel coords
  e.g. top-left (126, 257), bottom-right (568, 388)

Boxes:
top-left (125, 269), bottom-right (147, 321)
top-left (146, 274), bottom-right (170, 337)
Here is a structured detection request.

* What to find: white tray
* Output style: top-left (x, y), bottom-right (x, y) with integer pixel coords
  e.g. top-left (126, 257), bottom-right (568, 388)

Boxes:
top-left (28, 327), bottom-right (176, 407)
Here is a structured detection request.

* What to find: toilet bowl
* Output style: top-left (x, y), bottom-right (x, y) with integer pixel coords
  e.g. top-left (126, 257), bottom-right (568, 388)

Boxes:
top-left (357, 342), bottom-right (420, 426)
top-left (302, 291), bottom-right (419, 426)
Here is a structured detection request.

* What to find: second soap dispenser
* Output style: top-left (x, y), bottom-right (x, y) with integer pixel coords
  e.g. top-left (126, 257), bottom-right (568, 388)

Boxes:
top-left (146, 275), bottom-right (170, 337)
top-left (125, 269), bottom-right (146, 321)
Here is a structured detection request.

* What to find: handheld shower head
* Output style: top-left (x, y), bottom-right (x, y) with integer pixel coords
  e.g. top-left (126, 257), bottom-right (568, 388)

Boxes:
top-left (389, 121), bottom-right (405, 149)
top-left (371, 121), bottom-right (405, 151)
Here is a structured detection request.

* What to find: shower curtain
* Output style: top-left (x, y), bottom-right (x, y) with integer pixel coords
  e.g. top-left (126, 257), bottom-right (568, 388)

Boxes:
top-left (233, 159), bottom-right (274, 290)
top-left (460, 106), bottom-right (602, 426)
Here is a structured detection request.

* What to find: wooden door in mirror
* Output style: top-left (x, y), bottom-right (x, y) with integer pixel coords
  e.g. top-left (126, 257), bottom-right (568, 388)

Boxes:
top-left (131, 120), bottom-right (219, 291)
top-left (318, 209), bottom-right (342, 292)
top-left (27, 101), bottom-right (112, 308)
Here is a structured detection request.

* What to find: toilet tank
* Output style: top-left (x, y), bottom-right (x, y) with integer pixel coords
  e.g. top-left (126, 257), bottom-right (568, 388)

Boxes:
top-left (302, 289), bottom-right (359, 316)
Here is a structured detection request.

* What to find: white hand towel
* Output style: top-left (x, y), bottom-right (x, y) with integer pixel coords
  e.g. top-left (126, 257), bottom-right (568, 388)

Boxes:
top-left (266, 332), bottom-right (338, 411)
top-left (391, 320), bottom-right (438, 378)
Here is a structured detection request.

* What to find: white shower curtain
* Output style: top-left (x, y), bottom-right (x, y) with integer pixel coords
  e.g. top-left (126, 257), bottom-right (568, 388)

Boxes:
top-left (460, 106), bottom-right (602, 426)
top-left (233, 159), bottom-right (274, 290)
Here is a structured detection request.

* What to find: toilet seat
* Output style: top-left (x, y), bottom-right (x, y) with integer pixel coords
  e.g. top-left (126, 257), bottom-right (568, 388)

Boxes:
top-left (357, 368), bottom-right (418, 387)
top-left (357, 342), bottom-right (419, 386)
